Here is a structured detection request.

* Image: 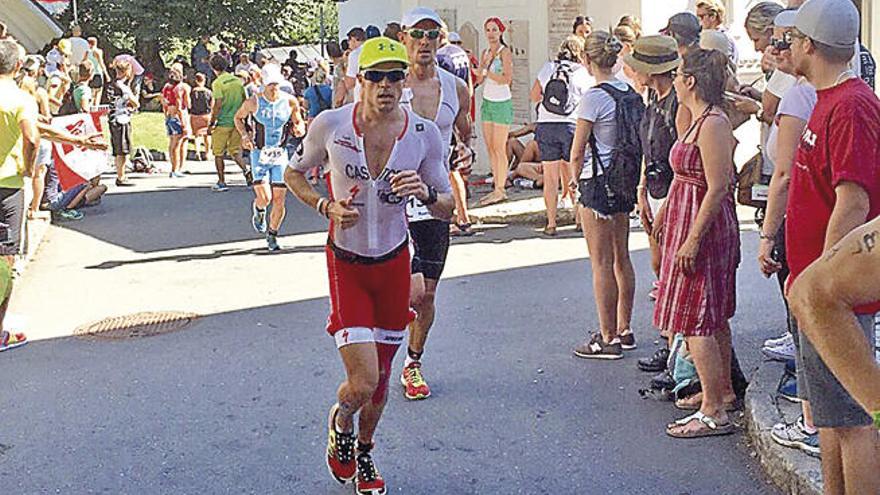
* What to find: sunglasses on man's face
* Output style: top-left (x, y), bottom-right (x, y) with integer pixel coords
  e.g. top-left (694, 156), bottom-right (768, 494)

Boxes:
top-left (771, 31), bottom-right (794, 51)
top-left (362, 69), bottom-right (407, 83)
top-left (407, 29), bottom-right (441, 40)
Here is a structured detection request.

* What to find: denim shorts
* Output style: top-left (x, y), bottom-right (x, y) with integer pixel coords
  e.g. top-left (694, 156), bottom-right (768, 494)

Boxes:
top-left (49, 183), bottom-right (87, 211)
top-left (535, 122), bottom-right (575, 162)
top-left (792, 312), bottom-right (876, 428)
top-left (165, 117), bottom-right (183, 136)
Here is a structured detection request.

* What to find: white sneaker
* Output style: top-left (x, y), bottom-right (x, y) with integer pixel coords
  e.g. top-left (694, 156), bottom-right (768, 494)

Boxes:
top-left (763, 333), bottom-right (791, 349)
top-left (762, 334), bottom-right (796, 361)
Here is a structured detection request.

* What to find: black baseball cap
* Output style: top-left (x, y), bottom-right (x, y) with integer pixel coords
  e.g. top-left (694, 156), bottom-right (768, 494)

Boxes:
top-left (663, 12), bottom-right (701, 45)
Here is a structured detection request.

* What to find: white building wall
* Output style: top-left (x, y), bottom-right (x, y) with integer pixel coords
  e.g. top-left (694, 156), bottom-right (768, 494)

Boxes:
top-left (338, 0), bottom-right (403, 37)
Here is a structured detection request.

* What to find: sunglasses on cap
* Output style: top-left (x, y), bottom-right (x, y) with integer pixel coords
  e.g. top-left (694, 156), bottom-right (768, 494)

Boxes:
top-left (362, 69), bottom-right (407, 83)
top-left (771, 31), bottom-right (793, 51)
top-left (407, 29), bottom-right (441, 40)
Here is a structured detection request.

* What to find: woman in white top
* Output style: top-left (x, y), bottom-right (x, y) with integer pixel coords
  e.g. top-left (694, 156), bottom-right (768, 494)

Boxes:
top-left (755, 12), bottom-right (818, 441)
top-left (475, 17), bottom-right (514, 206)
top-left (569, 31), bottom-right (638, 359)
top-left (530, 35), bottom-right (593, 235)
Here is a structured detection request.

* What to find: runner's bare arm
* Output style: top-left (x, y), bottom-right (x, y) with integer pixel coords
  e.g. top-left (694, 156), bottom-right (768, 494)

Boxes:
top-left (398, 122), bottom-right (453, 220)
top-left (234, 97), bottom-right (257, 150)
top-left (453, 77), bottom-right (473, 171)
top-left (788, 216), bottom-right (880, 415)
top-left (286, 113), bottom-right (360, 229)
top-left (454, 77), bottom-right (472, 144)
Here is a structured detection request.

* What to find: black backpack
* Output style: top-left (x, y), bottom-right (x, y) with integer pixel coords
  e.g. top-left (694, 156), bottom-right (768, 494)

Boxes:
top-left (589, 83), bottom-right (646, 207)
top-left (541, 61), bottom-right (576, 116)
top-left (642, 89), bottom-right (678, 199)
top-left (190, 88), bottom-right (212, 116)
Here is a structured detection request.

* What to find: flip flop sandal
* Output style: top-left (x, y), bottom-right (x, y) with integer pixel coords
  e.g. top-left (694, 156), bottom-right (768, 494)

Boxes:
top-left (0, 331), bottom-right (28, 352)
top-left (675, 396), bottom-right (742, 412)
top-left (666, 411), bottom-right (735, 439)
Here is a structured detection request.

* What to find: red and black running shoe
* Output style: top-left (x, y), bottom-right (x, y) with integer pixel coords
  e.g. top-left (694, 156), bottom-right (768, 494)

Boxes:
top-left (326, 404), bottom-right (356, 484)
top-left (355, 442), bottom-right (386, 495)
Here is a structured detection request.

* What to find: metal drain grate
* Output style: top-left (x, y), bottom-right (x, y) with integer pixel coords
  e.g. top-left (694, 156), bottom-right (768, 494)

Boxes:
top-left (74, 311), bottom-right (199, 340)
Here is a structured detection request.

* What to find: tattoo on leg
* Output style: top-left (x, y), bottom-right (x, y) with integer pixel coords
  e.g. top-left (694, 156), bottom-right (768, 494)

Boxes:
top-left (851, 231), bottom-right (878, 255)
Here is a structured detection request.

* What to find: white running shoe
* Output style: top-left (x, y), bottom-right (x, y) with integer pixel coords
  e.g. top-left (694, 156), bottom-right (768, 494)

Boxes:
top-left (762, 333), bottom-right (796, 362)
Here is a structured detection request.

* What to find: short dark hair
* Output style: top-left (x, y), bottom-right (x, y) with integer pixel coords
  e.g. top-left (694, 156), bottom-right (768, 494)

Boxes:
top-left (384, 22), bottom-right (402, 40)
top-left (573, 15), bottom-right (593, 33)
top-left (326, 41), bottom-right (343, 59)
top-left (195, 72), bottom-right (206, 84)
top-left (288, 49), bottom-right (299, 60)
top-left (347, 27), bottom-right (366, 42)
top-left (341, 39), bottom-right (350, 51)
top-left (210, 53), bottom-right (229, 72)
top-left (811, 39), bottom-right (855, 64)
top-left (0, 40), bottom-right (21, 75)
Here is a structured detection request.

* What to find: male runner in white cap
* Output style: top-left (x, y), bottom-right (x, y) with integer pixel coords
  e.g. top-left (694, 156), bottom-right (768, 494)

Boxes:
top-left (399, 6), bottom-right (473, 400)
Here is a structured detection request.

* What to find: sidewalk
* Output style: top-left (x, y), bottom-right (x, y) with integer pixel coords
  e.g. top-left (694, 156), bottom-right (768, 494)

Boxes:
top-left (745, 361), bottom-right (823, 495)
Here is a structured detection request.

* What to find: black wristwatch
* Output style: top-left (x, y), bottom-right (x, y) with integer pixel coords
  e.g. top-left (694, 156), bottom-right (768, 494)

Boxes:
top-left (422, 185), bottom-right (438, 205)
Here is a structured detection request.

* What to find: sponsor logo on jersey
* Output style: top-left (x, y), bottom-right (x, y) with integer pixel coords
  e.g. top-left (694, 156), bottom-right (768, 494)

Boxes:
top-left (333, 136), bottom-right (360, 153)
top-left (375, 167), bottom-right (401, 183)
top-left (345, 163), bottom-right (371, 181)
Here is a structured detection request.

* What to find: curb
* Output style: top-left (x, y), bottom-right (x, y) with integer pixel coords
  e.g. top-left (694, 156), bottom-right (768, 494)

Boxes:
top-left (468, 196), bottom-right (576, 226)
top-left (744, 360), bottom-right (823, 495)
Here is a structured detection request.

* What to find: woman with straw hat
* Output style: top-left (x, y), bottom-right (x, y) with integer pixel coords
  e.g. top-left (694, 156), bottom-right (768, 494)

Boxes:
top-left (623, 35), bottom-right (682, 372)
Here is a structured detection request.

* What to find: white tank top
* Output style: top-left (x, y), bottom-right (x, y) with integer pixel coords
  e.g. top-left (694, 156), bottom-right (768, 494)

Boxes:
top-left (402, 67), bottom-right (460, 222)
top-left (482, 50), bottom-right (511, 102)
top-left (289, 104), bottom-right (452, 258)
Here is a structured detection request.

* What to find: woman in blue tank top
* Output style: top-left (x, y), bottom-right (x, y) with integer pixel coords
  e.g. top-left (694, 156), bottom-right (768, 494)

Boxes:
top-left (234, 63), bottom-right (305, 251)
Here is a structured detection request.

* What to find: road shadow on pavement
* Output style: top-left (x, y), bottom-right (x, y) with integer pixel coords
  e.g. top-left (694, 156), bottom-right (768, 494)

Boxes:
top-left (56, 185), bottom-right (331, 253)
top-left (0, 250), bottom-right (779, 494)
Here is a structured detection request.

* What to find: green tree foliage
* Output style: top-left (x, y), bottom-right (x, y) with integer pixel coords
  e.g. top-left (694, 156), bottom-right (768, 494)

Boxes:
top-left (62, 0), bottom-right (338, 73)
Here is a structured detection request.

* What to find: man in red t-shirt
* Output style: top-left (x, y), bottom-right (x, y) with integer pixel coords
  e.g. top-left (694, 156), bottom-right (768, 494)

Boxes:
top-left (785, 0), bottom-right (880, 491)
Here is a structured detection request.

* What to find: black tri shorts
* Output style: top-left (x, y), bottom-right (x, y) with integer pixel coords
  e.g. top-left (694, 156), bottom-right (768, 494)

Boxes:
top-left (409, 219), bottom-right (450, 281)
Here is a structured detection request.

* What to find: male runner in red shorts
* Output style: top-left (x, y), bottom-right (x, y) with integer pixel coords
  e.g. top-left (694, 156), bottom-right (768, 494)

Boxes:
top-left (284, 37), bottom-right (453, 495)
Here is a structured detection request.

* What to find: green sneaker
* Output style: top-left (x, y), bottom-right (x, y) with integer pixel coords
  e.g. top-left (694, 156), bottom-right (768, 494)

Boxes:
top-left (56, 209), bottom-right (84, 221)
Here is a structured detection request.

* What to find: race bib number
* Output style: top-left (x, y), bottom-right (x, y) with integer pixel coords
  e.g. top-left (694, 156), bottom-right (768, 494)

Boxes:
top-left (260, 147), bottom-right (287, 166)
top-left (406, 196), bottom-right (433, 222)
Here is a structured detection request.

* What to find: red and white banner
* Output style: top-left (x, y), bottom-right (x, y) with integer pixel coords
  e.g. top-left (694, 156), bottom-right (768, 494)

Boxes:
top-left (50, 112), bottom-right (109, 191)
top-left (37, 0), bottom-right (70, 15)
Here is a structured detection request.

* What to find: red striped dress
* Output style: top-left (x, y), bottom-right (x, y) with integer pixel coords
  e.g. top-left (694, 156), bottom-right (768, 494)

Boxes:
top-left (652, 110), bottom-right (740, 337)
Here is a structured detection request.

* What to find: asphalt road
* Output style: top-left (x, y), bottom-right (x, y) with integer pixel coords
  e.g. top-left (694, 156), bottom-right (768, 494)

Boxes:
top-left (2, 164), bottom-right (781, 494)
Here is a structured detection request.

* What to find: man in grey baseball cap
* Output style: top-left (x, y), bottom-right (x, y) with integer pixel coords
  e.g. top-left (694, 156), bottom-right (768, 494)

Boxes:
top-left (785, 1), bottom-right (880, 493)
